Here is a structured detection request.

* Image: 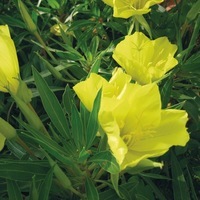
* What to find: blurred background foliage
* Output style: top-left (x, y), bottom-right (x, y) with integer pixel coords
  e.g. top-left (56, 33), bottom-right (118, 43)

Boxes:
top-left (0, 0), bottom-right (200, 199)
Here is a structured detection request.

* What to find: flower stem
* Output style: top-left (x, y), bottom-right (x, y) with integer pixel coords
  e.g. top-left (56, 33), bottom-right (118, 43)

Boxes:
top-left (34, 31), bottom-right (58, 64)
top-left (128, 16), bottom-right (135, 35)
top-left (16, 136), bottom-right (37, 159)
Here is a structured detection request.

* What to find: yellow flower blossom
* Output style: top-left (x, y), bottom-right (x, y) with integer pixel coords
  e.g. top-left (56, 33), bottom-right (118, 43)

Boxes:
top-left (0, 25), bottom-right (19, 94)
top-left (113, 32), bottom-right (178, 85)
top-left (73, 69), bottom-right (189, 170)
top-left (103, 0), bottom-right (163, 18)
top-left (99, 83), bottom-right (189, 170)
top-left (73, 68), bottom-right (132, 113)
top-left (50, 24), bottom-right (68, 36)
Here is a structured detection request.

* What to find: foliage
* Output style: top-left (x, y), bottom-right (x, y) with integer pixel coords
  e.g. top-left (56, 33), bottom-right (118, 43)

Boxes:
top-left (0, 0), bottom-right (200, 199)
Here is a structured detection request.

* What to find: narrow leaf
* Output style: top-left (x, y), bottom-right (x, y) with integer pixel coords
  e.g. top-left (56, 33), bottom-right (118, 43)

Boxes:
top-left (32, 67), bottom-right (70, 139)
top-left (111, 174), bottom-right (123, 198)
top-left (0, 161), bottom-right (49, 181)
top-left (19, 124), bottom-right (75, 166)
top-left (62, 85), bottom-right (74, 114)
top-left (160, 76), bottom-right (173, 108)
top-left (71, 102), bottom-right (84, 149)
top-left (7, 179), bottom-right (23, 200)
top-left (38, 166), bottom-right (54, 200)
top-left (89, 151), bottom-right (120, 174)
top-left (85, 177), bottom-right (99, 200)
top-left (85, 89), bottom-right (102, 149)
top-left (171, 152), bottom-right (190, 200)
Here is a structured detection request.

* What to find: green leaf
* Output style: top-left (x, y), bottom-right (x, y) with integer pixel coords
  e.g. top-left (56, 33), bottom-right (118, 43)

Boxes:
top-left (85, 89), bottom-right (102, 149)
top-left (89, 36), bottom-right (99, 57)
top-left (38, 166), bottom-right (54, 200)
top-left (141, 176), bottom-right (167, 200)
top-left (160, 76), bottom-right (173, 108)
top-left (29, 176), bottom-right (39, 200)
top-left (62, 85), bottom-right (74, 115)
top-left (71, 102), bottom-right (84, 149)
top-left (32, 67), bottom-right (70, 139)
top-left (7, 179), bottom-right (23, 200)
top-left (47, 0), bottom-right (60, 9)
top-left (0, 160), bottom-right (49, 181)
top-left (139, 173), bottom-right (171, 180)
top-left (78, 147), bottom-right (91, 163)
top-left (111, 174), bottom-right (123, 199)
top-left (186, 0), bottom-right (200, 23)
top-left (186, 166), bottom-right (199, 200)
top-left (135, 15), bottom-right (152, 38)
top-left (19, 124), bottom-right (75, 166)
top-left (80, 102), bottom-right (90, 133)
top-left (54, 43), bottom-right (85, 61)
top-left (85, 177), bottom-right (99, 200)
top-left (0, 15), bottom-right (26, 28)
top-left (89, 151), bottom-right (120, 174)
top-left (171, 151), bottom-right (190, 200)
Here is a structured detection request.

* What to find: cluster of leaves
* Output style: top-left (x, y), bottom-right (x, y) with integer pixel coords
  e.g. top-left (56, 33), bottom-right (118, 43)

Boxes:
top-left (0, 0), bottom-right (200, 199)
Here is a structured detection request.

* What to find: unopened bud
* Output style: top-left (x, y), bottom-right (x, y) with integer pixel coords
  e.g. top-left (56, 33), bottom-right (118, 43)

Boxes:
top-left (18, 0), bottom-right (37, 33)
top-left (0, 118), bottom-right (17, 140)
top-left (16, 77), bottom-right (32, 103)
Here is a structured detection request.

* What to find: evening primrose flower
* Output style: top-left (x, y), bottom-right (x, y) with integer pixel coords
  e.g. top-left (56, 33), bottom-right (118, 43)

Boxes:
top-left (73, 69), bottom-right (189, 170)
top-left (50, 24), bottom-right (68, 36)
top-left (113, 32), bottom-right (178, 85)
top-left (73, 68), bottom-right (132, 113)
top-left (99, 83), bottom-right (189, 170)
top-left (0, 25), bottom-right (19, 94)
top-left (103, 0), bottom-right (163, 18)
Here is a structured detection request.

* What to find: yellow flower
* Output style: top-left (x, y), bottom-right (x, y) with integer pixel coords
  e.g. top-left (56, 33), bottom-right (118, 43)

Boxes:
top-left (50, 24), bottom-right (68, 36)
top-left (113, 32), bottom-right (178, 85)
top-left (103, 0), bottom-right (163, 18)
top-left (0, 25), bottom-right (20, 94)
top-left (73, 68), bottom-right (132, 113)
top-left (99, 83), bottom-right (189, 170)
top-left (73, 69), bottom-right (189, 170)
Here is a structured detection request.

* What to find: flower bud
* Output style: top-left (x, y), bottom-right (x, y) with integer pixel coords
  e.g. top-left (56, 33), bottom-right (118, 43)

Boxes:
top-left (16, 77), bottom-right (32, 103)
top-left (0, 118), bottom-right (17, 140)
top-left (18, 0), bottom-right (37, 33)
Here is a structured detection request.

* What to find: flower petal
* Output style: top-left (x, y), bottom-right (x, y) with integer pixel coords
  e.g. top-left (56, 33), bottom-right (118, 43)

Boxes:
top-left (113, 32), bottom-right (178, 84)
top-left (73, 73), bottom-right (108, 111)
top-left (102, 0), bottom-right (114, 7)
top-left (133, 109), bottom-right (189, 152)
top-left (121, 83), bottom-right (161, 135)
top-left (0, 25), bottom-right (19, 93)
top-left (99, 111), bottom-right (128, 165)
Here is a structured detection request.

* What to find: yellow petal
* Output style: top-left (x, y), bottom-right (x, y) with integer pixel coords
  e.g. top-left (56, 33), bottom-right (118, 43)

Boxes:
top-left (113, 32), bottom-right (154, 84)
top-left (109, 68), bottom-right (132, 96)
top-left (99, 111), bottom-right (128, 165)
top-left (121, 83), bottom-right (161, 135)
top-left (112, 0), bottom-right (163, 18)
top-left (0, 133), bottom-right (6, 151)
top-left (132, 109), bottom-right (189, 152)
top-left (0, 25), bottom-right (19, 93)
top-left (121, 149), bottom-right (167, 170)
top-left (113, 32), bottom-right (178, 84)
top-left (102, 0), bottom-right (114, 7)
top-left (0, 25), bottom-right (11, 37)
top-left (73, 73), bottom-right (108, 111)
